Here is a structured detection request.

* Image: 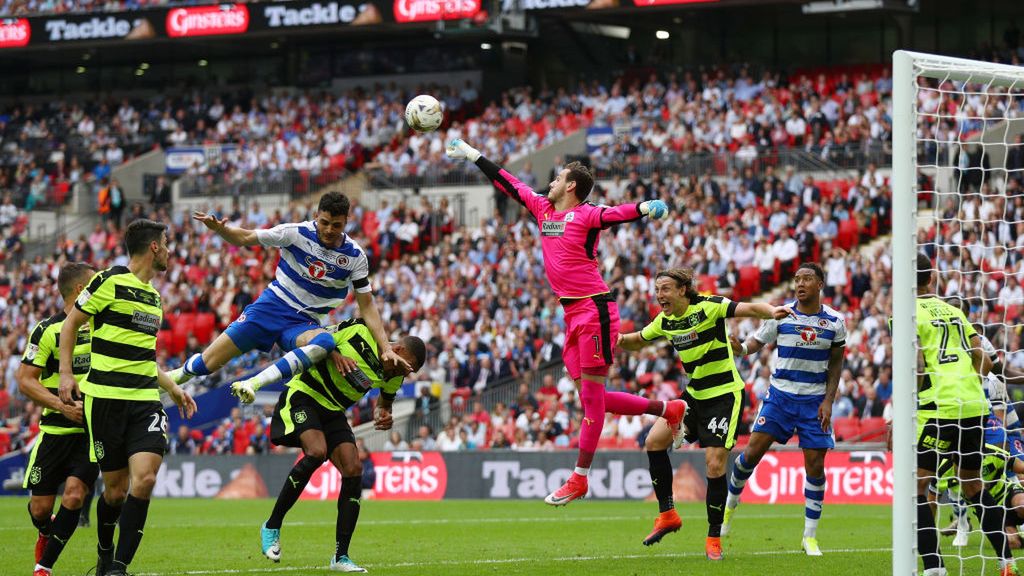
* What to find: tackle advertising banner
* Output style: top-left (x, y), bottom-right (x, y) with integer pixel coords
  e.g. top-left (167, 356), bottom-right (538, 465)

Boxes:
top-left (0, 0), bottom-right (483, 49)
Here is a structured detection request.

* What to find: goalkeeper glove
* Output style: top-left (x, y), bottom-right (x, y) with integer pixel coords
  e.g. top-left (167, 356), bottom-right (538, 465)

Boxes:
top-left (640, 199), bottom-right (670, 220)
top-left (446, 139), bottom-right (481, 162)
top-left (230, 379), bottom-right (257, 404)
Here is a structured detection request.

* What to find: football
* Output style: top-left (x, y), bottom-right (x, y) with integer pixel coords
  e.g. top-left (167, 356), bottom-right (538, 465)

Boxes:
top-left (405, 94), bottom-right (443, 133)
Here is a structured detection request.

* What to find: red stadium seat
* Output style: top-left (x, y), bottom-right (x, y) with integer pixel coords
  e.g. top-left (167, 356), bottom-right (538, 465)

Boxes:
top-left (193, 313), bottom-right (216, 344)
top-left (832, 417), bottom-right (861, 442)
top-left (859, 417), bottom-right (889, 442)
top-left (699, 274), bottom-right (718, 294)
top-left (738, 266), bottom-right (761, 299)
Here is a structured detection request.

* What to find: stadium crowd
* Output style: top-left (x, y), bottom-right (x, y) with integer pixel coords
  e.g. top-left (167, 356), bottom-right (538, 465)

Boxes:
top-left (6, 60), bottom-right (1024, 456)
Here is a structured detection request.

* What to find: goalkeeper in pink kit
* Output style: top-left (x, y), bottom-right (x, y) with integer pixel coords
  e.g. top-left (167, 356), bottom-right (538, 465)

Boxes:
top-left (447, 139), bottom-right (686, 505)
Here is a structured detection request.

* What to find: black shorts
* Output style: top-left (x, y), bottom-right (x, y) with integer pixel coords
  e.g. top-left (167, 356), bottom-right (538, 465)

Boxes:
top-left (85, 396), bottom-right (167, 472)
top-left (23, 431), bottom-right (98, 496)
top-left (682, 389), bottom-right (742, 449)
top-left (917, 416), bottom-right (985, 473)
top-left (270, 388), bottom-right (354, 453)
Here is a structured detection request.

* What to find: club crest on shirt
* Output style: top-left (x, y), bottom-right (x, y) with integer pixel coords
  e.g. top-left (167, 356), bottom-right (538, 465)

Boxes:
top-left (564, 212), bottom-right (575, 223)
top-left (94, 441), bottom-right (105, 460)
top-left (305, 256), bottom-right (336, 279)
top-left (294, 410), bottom-right (308, 424)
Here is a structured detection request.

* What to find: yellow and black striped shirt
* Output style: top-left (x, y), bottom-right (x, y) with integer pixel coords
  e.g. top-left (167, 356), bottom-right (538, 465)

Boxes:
top-left (289, 319), bottom-right (403, 412)
top-left (75, 266), bottom-right (163, 401)
top-left (21, 311), bottom-right (92, 433)
top-left (640, 295), bottom-right (743, 401)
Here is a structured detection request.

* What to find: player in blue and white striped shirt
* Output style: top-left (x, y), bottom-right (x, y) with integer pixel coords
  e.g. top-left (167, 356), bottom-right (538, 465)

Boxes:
top-left (723, 262), bottom-right (846, 557)
top-left (169, 192), bottom-right (407, 392)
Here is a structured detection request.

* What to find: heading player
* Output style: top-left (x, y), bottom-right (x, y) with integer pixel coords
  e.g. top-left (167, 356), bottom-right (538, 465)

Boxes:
top-left (238, 319), bottom-right (425, 573)
top-left (724, 263), bottom-right (846, 557)
top-left (169, 192), bottom-right (407, 394)
top-left (446, 139), bottom-right (686, 506)
top-left (617, 267), bottom-right (792, 560)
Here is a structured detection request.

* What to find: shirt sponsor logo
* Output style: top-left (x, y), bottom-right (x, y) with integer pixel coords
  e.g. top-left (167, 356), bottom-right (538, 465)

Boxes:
top-left (670, 331), bottom-right (698, 349)
top-left (132, 311), bottom-right (161, 330)
top-left (166, 4), bottom-right (249, 38)
top-left (800, 326), bottom-right (818, 343)
top-left (0, 18), bottom-right (30, 48)
top-left (541, 221), bottom-right (566, 236)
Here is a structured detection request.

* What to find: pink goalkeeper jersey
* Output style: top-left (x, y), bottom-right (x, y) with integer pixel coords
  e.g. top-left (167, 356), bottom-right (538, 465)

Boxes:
top-left (488, 165), bottom-right (644, 299)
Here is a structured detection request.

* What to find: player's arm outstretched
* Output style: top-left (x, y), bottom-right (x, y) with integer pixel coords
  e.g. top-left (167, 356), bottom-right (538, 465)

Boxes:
top-left (446, 139), bottom-right (669, 223)
top-left (354, 291), bottom-right (409, 373)
top-left (193, 211), bottom-right (261, 246)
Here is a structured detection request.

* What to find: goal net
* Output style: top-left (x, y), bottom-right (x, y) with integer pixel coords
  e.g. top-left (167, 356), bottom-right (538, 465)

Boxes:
top-left (893, 51), bottom-right (1024, 575)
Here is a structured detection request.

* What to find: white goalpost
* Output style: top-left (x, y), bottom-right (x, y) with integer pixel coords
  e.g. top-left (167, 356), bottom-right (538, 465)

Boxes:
top-left (893, 50), bottom-right (1024, 575)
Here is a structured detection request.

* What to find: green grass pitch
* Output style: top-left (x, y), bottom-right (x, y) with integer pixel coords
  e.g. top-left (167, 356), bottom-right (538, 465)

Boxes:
top-left (0, 497), bottom-right (926, 575)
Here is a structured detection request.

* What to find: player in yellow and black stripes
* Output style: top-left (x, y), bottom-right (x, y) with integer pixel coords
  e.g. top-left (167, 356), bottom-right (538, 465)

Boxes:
top-left (58, 219), bottom-right (197, 576)
top-left (17, 262), bottom-right (97, 576)
top-left (617, 267), bottom-right (792, 560)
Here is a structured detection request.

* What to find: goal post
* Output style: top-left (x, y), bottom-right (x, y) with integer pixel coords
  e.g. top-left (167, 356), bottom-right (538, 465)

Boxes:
top-left (892, 49), bottom-right (1024, 575)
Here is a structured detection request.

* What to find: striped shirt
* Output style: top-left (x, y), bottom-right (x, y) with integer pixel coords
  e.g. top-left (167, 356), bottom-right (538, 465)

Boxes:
top-left (640, 295), bottom-right (743, 400)
top-left (256, 222), bottom-right (370, 322)
top-left (754, 302), bottom-right (846, 397)
top-left (21, 311), bottom-right (91, 433)
top-left (75, 266), bottom-right (162, 401)
top-left (289, 319), bottom-right (403, 411)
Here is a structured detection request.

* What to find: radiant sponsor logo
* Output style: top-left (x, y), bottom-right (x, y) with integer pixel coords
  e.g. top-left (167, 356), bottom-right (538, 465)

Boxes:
top-left (73, 354), bottom-right (90, 369)
top-left (264, 2), bottom-right (364, 27)
top-left (132, 311), bottom-right (161, 330)
top-left (0, 18), bottom-right (30, 48)
top-left (670, 331), bottom-right (697, 349)
top-left (166, 4), bottom-right (249, 38)
top-left (392, 0), bottom-right (480, 23)
top-left (540, 221), bottom-right (566, 236)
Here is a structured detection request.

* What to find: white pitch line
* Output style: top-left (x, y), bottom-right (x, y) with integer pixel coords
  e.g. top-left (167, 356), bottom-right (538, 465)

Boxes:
top-left (0, 512), bottom-right (891, 532)
top-left (136, 547), bottom-right (894, 575)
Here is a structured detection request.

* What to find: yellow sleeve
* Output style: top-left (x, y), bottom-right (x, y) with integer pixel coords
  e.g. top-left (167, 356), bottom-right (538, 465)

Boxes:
top-left (640, 314), bottom-right (664, 341)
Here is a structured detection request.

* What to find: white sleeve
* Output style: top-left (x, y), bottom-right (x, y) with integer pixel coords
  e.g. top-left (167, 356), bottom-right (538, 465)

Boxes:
top-left (350, 253), bottom-right (372, 294)
top-left (754, 319), bottom-right (778, 345)
top-left (986, 375), bottom-right (1009, 409)
top-left (981, 335), bottom-right (999, 361)
top-left (255, 223), bottom-right (297, 248)
top-left (834, 316), bottom-right (848, 346)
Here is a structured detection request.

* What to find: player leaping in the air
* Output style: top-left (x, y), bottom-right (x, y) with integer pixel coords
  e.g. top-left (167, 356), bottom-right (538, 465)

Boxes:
top-left (723, 263), bottom-right (845, 557)
top-left (446, 138), bottom-right (686, 506)
top-left (616, 267), bottom-right (794, 560)
top-left (169, 192), bottom-right (408, 396)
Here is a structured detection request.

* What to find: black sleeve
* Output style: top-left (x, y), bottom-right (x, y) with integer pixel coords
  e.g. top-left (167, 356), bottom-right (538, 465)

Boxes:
top-left (381, 391), bottom-right (397, 403)
top-left (725, 300), bottom-right (738, 318)
top-left (475, 157), bottom-right (503, 181)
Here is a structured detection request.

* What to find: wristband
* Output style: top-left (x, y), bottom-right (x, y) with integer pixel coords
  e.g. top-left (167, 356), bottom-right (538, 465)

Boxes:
top-left (741, 342), bottom-right (749, 356)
